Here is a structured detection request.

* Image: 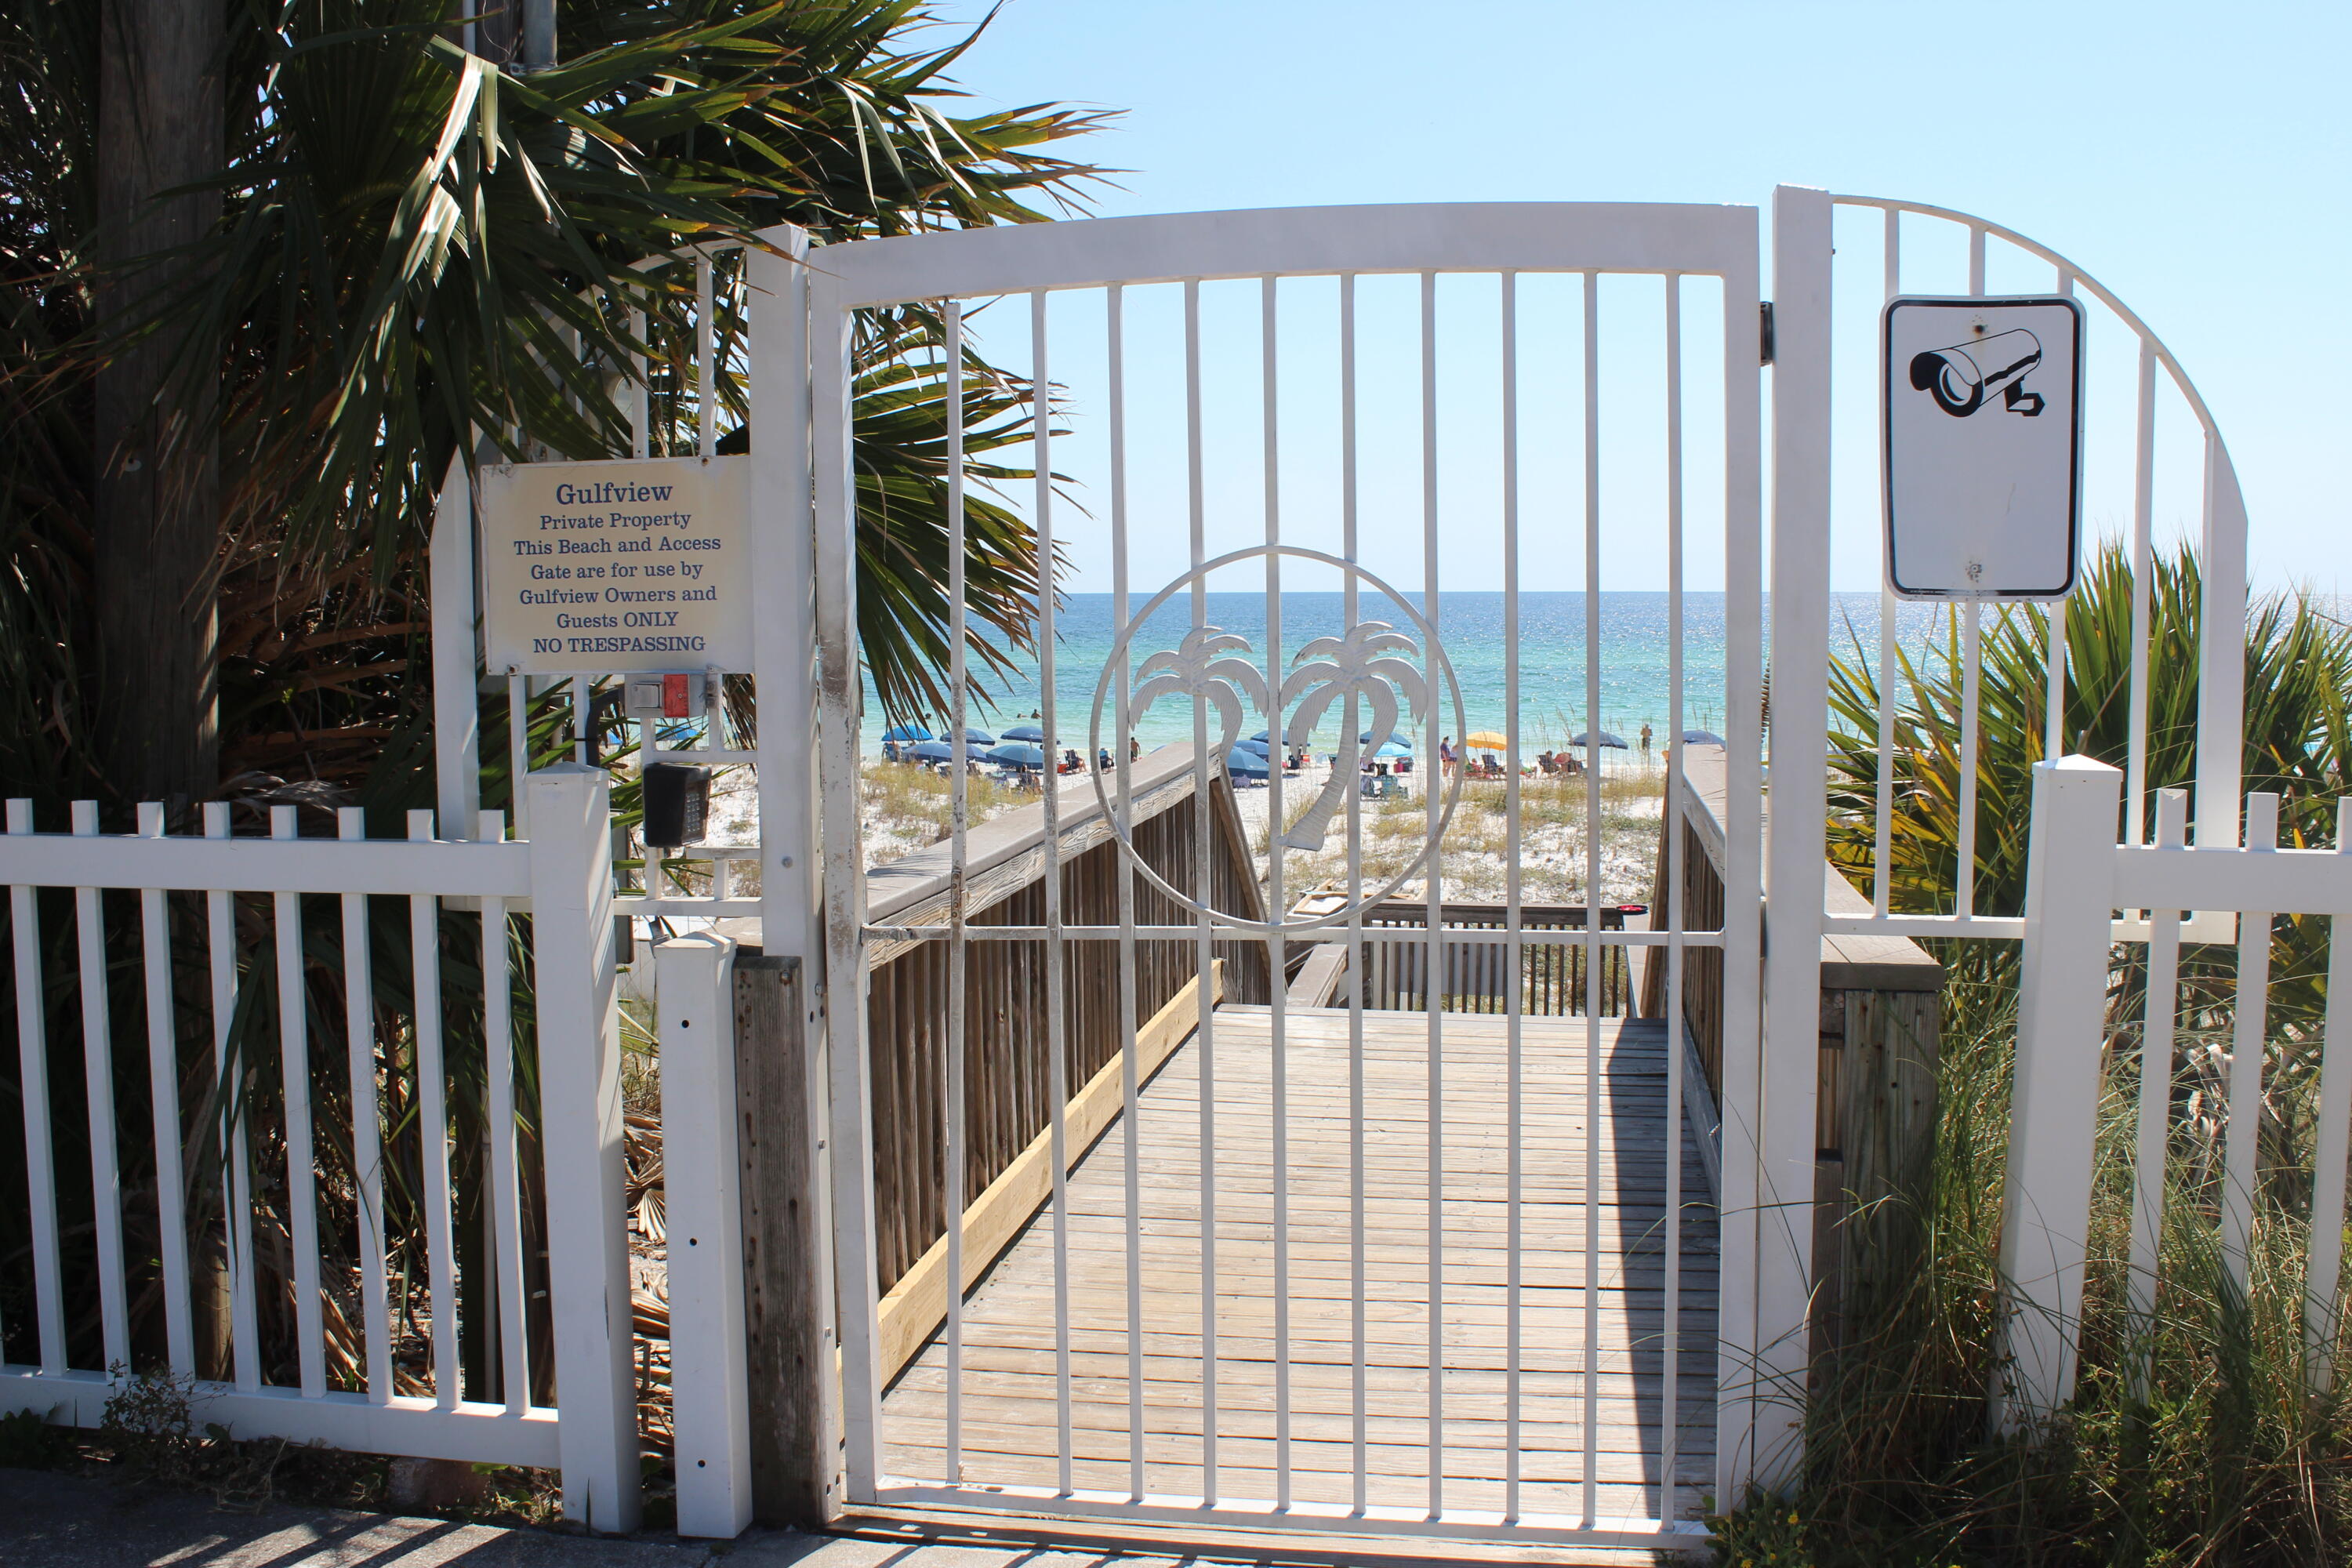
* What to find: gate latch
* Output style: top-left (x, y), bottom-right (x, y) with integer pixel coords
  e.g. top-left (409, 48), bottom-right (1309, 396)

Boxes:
top-left (1759, 301), bottom-right (1776, 365)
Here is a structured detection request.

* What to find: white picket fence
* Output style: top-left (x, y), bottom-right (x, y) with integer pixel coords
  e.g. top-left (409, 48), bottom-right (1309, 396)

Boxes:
top-left (1995, 756), bottom-right (2352, 1431)
top-left (0, 764), bottom-right (642, 1530)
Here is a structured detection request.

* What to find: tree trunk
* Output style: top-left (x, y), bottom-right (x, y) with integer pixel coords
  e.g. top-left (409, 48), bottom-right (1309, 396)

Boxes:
top-left (94, 0), bottom-right (222, 807)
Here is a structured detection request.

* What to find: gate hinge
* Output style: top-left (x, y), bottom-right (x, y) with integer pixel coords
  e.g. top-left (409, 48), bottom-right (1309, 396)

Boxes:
top-left (1759, 301), bottom-right (1776, 365)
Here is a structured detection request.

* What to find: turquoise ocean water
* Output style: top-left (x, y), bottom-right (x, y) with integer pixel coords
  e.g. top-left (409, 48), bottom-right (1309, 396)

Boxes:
top-left (866, 591), bottom-right (1953, 753)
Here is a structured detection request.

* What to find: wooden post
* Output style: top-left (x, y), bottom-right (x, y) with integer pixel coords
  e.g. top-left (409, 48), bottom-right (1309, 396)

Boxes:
top-left (428, 456), bottom-right (481, 841)
top-left (733, 953), bottom-right (834, 1526)
top-left (1810, 978), bottom-right (1941, 1366)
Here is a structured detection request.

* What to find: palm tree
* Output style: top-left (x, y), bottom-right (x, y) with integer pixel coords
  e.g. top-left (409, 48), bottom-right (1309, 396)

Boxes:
top-left (1826, 539), bottom-right (2352, 1026)
top-left (92, 0), bottom-right (220, 804)
top-left (0, 0), bottom-right (1109, 1396)
top-left (1274, 621), bottom-right (1427, 851)
top-left (1828, 544), bottom-right (2352, 926)
top-left (4, 0), bottom-right (1112, 811)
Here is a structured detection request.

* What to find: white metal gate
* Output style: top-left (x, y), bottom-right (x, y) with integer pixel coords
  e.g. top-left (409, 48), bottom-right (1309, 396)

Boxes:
top-left (0, 178), bottom-right (2261, 1543)
top-left (782, 202), bottom-right (1769, 1547)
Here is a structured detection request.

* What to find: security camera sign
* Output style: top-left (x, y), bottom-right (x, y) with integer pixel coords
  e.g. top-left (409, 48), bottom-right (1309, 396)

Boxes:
top-left (1883, 296), bottom-right (2084, 600)
top-left (479, 455), bottom-right (751, 673)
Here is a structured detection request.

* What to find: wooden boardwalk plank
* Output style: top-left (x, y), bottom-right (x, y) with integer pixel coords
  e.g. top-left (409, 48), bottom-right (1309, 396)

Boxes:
top-left (878, 1010), bottom-right (1717, 1523)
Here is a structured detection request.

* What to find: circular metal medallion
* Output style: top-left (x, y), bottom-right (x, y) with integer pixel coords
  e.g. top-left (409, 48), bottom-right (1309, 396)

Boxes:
top-left (1085, 546), bottom-right (1467, 936)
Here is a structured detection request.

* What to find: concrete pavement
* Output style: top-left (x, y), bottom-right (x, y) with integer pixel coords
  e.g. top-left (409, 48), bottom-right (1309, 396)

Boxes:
top-left (0, 1469), bottom-right (1692, 1567)
top-left (0, 1470), bottom-right (1147, 1568)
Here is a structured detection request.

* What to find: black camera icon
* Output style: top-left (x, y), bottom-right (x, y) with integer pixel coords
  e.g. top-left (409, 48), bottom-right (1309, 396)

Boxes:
top-left (1909, 328), bottom-right (2045, 418)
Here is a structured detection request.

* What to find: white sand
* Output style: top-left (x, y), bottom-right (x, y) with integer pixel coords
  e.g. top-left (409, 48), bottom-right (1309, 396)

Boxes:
top-left (701, 746), bottom-right (1668, 915)
top-left (1229, 760), bottom-right (1664, 909)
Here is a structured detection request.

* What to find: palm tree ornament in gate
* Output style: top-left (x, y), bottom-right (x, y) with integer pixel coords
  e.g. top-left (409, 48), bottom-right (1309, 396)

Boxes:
top-left (1276, 622), bottom-right (1427, 851)
top-left (1087, 545), bottom-right (1465, 934)
top-left (1130, 626), bottom-right (1271, 757)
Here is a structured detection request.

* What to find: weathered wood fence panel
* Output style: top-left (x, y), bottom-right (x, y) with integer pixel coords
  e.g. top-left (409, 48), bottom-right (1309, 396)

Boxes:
top-left (873, 964), bottom-right (1221, 1381)
top-left (858, 748), bottom-right (1268, 1297)
top-left (1351, 901), bottom-right (1637, 1017)
top-left (1638, 746), bottom-right (1944, 1354)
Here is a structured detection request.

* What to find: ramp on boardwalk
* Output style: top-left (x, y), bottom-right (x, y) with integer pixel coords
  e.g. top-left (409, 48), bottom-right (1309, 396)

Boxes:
top-left (879, 1006), bottom-right (1717, 1523)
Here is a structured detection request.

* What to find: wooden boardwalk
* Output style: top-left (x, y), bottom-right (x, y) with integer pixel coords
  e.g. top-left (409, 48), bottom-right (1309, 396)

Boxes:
top-left (878, 1004), bottom-right (1719, 1523)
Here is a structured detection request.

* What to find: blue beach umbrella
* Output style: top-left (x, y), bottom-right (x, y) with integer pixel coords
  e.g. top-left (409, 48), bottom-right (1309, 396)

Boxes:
top-left (908, 740), bottom-right (956, 761)
top-left (882, 723), bottom-right (933, 743)
top-left (1570, 731), bottom-right (1628, 750)
top-left (985, 742), bottom-right (1047, 768)
top-left (1360, 731), bottom-right (1409, 746)
top-left (1374, 741), bottom-right (1414, 759)
top-left (1239, 738), bottom-right (1272, 756)
top-left (958, 728), bottom-right (996, 746)
top-left (1225, 747), bottom-right (1270, 778)
top-left (1001, 724), bottom-right (1048, 742)
top-left (1681, 729), bottom-right (1726, 745)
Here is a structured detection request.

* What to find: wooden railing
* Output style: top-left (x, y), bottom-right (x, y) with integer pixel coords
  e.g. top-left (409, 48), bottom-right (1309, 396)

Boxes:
top-left (856, 745), bottom-right (1270, 1312)
top-left (1639, 746), bottom-right (1943, 1350)
top-left (1346, 901), bottom-right (1638, 1016)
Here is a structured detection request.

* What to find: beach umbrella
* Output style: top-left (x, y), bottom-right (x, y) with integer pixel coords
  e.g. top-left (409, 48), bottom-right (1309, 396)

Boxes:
top-left (1000, 723), bottom-right (1048, 742)
top-left (1374, 740), bottom-right (1414, 759)
top-left (1681, 729), bottom-right (1726, 745)
top-left (1251, 731), bottom-right (1272, 742)
top-left (908, 739), bottom-right (956, 761)
top-left (881, 723), bottom-right (933, 743)
top-left (1239, 737), bottom-right (1272, 756)
top-left (958, 728), bottom-right (996, 746)
top-left (1569, 731), bottom-right (1628, 750)
top-left (1359, 731), bottom-right (1408, 746)
top-left (1464, 730), bottom-right (1509, 751)
top-left (1225, 747), bottom-right (1270, 777)
top-left (985, 742), bottom-right (1047, 767)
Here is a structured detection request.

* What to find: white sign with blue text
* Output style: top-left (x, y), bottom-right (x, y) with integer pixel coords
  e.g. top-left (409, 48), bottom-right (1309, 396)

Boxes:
top-left (480, 455), bottom-right (751, 674)
top-left (1883, 295), bottom-right (2084, 600)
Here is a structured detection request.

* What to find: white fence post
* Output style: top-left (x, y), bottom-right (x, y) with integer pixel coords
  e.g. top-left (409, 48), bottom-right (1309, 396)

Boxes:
top-left (2304, 799), bottom-right (2352, 1390)
top-left (746, 229), bottom-right (842, 1519)
top-left (656, 931), bottom-right (753, 1538)
top-left (1755, 182), bottom-right (1835, 1489)
top-left (1991, 755), bottom-right (2122, 1436)
top-left (527, 762), bottom-right (641, 1531)
top-left (2220, 792), bottom-right (2280, 1290)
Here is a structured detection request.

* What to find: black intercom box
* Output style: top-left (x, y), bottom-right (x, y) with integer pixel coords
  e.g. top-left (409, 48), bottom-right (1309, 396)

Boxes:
top-left (641, 763), bottom-right (712, 848)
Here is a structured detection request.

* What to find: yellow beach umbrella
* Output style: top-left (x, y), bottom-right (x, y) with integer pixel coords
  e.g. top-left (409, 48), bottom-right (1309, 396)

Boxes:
top-left (1464, 731), bottom-right (1509, 750)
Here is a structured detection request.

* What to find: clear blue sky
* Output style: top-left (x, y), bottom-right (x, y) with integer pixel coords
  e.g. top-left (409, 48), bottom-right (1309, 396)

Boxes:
top-left (927, 0), bottom-right (2347, 597)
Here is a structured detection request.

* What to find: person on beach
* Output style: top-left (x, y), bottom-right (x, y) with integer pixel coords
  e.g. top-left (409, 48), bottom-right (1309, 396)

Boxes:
top-left (1640, 722), bottom-right (1653, 761)
top-left (1439, 736), bottom-right (1457, 776)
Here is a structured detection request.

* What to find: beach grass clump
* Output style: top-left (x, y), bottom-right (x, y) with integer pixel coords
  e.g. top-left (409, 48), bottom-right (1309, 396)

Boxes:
top-left (1251, 766), bottom-right (1665, 906)
top-left (1717, 544), bottom-right (2352, 1563)
top-left (1715, 974), bottom-right (2352, 1566)
top-left (859, 759), bottom-right (1026, 866)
